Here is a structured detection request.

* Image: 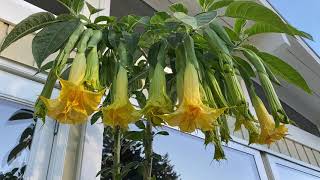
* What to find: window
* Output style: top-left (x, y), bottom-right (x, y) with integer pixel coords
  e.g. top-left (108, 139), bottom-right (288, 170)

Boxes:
top-left (99, 126), bottom-right (268, 179)
top-left (266, 154), bottom-right (320, 180)
top-left (0, 99), bottom-right (33, 179)
top-left (153, 128), bottom-right (265, 180)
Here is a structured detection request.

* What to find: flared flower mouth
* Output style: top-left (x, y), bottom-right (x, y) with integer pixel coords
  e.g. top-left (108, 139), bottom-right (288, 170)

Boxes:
top-left (252, 94), bottom-right (288, 145)
top-left (40, 50), bottom-right (104, 124)
top-left (159, 62), bottom-right (226, 132)
top-left (41, 79), bottom-right (104, 124)
top-left (102, 65), bottom-right (141, 129)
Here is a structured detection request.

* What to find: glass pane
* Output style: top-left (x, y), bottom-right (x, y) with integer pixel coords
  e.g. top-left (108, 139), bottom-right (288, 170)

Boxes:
top-left (153, 128), bottom-right (261, 180)
top-left (100, 126), bottom-right (261, 179)
top-left (0, 99), bottom-right (33, 179)
top-left (276, 164), bottom-right (320, 180)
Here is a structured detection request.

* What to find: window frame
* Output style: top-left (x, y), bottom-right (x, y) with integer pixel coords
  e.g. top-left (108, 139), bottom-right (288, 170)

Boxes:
top-left (265, 154), bottom-right (320, 180)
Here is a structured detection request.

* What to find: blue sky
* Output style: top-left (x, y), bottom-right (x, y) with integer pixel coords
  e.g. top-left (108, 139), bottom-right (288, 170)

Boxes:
top-left (268, 0), bottom-right (320, 56)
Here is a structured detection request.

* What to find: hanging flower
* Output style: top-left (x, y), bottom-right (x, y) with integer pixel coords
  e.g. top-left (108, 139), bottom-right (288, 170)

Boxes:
top-left (252, 94), bottom-right (288, 145)
top-left (102, 65), bottom-right (141, 129)
top-left (159, 62), bottom-right (226, 133)
top-left (142, 63), bottom-right (173, 125)
top-left (40, 50), bottom-right (104, 124)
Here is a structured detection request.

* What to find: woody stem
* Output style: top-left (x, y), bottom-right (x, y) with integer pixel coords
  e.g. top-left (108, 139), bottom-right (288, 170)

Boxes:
top-left (113, 126), bottom-right (121, 180)
top-left (143, 121), bottom-right (153, 180)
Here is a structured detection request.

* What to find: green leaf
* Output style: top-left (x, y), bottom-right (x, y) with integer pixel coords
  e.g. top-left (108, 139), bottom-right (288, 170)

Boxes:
top-left (244, 23), bottom-right (313, 40)
top-left (134, 91), bottom-right (146, 107)
top-left (57, 0), bottom-right (75, 14)
top-left (135, 120), bottom-right (146, 129)
top-left (224, 26), bottom-right (240, 41)
top-left (86, 1), bottom-right (104, 15)
top-left (263, 61), bottom-right (281, 85)
top-left (155, 131), bottom-right (169, 136)
top-left (209, 0), bottom-right (234, 11)
top-left (169, 3), bottom-right (188, 14)
top-left (94, 16), bottom-right (116, 24)
top-left (198, 0), bottom-right (215, 12)
top-left (259, 52), bottom-right (312, 93)
top-left (233, 56), bottom-right (255, 77)
top-left (195, 11), bottom-right (217, 27)
top-left (0, 12), bottom-right (57, 52)
top-left (71, 0), bottom-right (85, 14)
top-left (8, 109), bottom-right (33, 121)
top-left (32, 19), bottom-right (81, 68)
top-left (125, 131), bottom-right (144, 141)
top-left (173, 12), bottom-right (197, 29)
top-left (225, 1), bottom-right (289, 32)
top-left (234, 18), bottom-right (246, 34)
top-left (91, 111), bottom-right (102, 125)
top-left (150, 12), bottom-right (171, 25)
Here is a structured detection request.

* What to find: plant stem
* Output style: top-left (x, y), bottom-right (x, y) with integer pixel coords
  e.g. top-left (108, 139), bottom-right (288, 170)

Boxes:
top-left (143, 121), bottom-right (153, 180)
top-left (113, 126), bottom-right (121, 180)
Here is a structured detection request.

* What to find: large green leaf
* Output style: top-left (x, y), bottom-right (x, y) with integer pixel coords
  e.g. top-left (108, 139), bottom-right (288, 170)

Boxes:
top-left (32, 19), bottom-right (81, 68)
top-left (198, 0), bottom-right (215, 12)
top-left (225, 1), bottom-right (289, 32)
top-left (71, 0), bottom-right (85, 14)
top-left (169, 3), bottom-right (188, 14)
top-left (86, 1), bottom-right (104, 15)
top-left (209, 0), bottom-right (234, 11)
top-left (149, 12), bottom-right (171, 25)
top-left (244, 23), bottom-right (313, 40)
top-left (57, 0), bottom-right (84, 14)
top-left (0, 12), bottom-right (57, 52)
top-left (258, 52), bottom-right (312, 93)
top-left (173, 12), bottom-right (197, 29)
top-left (195, 11), bottom-right (217, 27)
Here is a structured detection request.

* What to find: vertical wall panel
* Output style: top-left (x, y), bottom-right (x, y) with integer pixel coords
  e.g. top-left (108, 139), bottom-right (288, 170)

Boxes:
top-left (312, 150), bottom-right (320, 167)
top-left (269, 142), bottom-right (280, 153)
top-left (295, 143), bottom-right (310, 163)
top-left (277, 139), bottom-right (290, 156)
top-left (285, 139), bottom-right (300, 160)
top-left (304, 147), bottom-right (318, 167)
top-left (0, 21), bottom-right (8, 44)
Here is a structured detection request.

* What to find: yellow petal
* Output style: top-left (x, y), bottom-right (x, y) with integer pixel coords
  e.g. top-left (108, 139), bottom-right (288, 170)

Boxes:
top-left (159, 62), bottom-right (226, 132)
top-left (40, 79), bottom-right (103, 124)
top-left (252, 95), bottom-right (288, 145)
top-left (102, 101), bottom-right (141, 129)
top-left (102, 65), bottom-right (141, 129)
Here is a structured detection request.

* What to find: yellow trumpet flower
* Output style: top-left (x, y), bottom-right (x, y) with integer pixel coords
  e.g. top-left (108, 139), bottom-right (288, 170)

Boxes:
top-left (160, 62), bottom-right (226, 133)
top-left (252, 94), bottom-right (288, 145)
top-left (142, 63), bottom-right (173, 125)
top-left (40, 52), bottom-right (104, 124)
top-left (102, 66), bottom-right (141, 129)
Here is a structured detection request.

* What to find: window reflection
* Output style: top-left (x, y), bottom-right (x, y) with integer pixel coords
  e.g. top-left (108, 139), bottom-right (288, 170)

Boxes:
top-left (0, 99), bottom-right (33, 179)
top-left (100, 126), bottom-right (261, 180)
top-left (153, 128), bottom-right (261, 180)
top-left (276, 164), bottom-right (320, 180)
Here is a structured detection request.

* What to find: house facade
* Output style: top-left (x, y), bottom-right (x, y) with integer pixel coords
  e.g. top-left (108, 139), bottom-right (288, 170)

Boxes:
top-left (0, 0), bottom-right (319, 180)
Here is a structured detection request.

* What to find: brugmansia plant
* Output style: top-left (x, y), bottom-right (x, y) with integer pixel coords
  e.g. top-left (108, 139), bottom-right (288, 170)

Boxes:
top-left (1, 0), bottom-right (313, 179)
